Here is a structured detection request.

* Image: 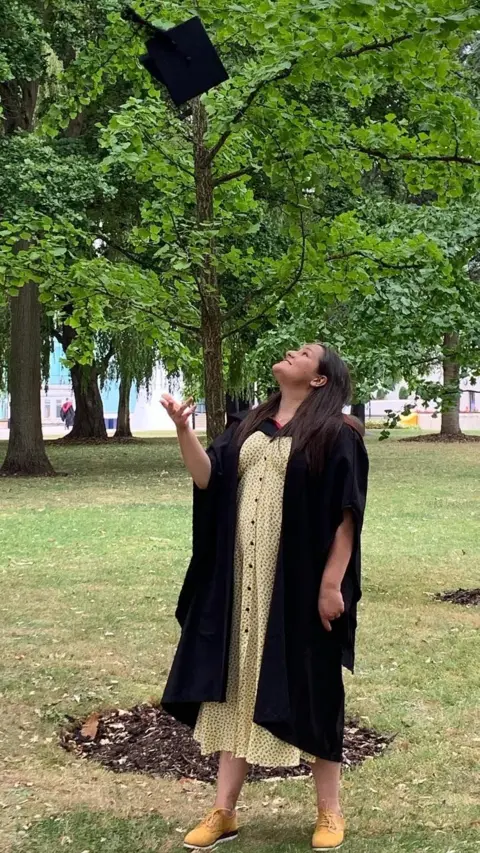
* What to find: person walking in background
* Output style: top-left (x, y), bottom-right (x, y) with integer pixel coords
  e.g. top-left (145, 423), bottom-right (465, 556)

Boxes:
top-left (60, 399), bottom-right (74, 430)
top-left (161, 343), bottom-right (369, 851)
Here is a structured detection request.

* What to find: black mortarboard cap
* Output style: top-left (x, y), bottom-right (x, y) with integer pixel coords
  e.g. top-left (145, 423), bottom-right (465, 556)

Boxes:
top-left (123, 8), bottom-right (229, 106)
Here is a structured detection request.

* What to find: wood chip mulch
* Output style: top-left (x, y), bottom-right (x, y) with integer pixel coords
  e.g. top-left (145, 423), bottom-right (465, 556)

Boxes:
top-left (402, 433), bottom-right (480, 443)
top-left (60, 704), bottom-right (394, 783)
top-left (434, 587), bottom-right (480, 606)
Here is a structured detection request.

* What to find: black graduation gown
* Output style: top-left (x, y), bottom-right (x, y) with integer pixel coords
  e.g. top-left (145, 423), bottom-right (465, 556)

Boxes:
top-left (162, 416), bottom-right (369, 762)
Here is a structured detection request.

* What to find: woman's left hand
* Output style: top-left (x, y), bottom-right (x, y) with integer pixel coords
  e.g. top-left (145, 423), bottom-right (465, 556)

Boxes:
top-left (318, 585), bottom-right (345, 632)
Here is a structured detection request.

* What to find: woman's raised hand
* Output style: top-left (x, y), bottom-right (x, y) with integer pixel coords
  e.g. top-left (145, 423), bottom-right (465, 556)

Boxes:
top-left (160, 393), bottom-right (196, 431)
top-left (161, 394), bottom-right (210, 488)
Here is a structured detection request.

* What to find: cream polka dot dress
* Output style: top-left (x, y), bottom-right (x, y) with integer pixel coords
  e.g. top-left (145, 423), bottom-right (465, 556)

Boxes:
top-left (194, 430), bottom-right (317, 766)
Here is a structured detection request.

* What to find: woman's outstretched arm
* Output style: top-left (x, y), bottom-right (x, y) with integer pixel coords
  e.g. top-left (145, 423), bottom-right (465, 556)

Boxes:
top-left (161, 394), bottom-right (211, 489)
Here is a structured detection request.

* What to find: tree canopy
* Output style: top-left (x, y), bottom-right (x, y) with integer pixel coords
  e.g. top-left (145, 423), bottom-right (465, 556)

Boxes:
top-left (2, 0), bottom-right (480, 467)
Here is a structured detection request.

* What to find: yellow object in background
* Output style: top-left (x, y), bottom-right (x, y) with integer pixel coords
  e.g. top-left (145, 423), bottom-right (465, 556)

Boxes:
top-left (400, 413), bottom-right (418, 427)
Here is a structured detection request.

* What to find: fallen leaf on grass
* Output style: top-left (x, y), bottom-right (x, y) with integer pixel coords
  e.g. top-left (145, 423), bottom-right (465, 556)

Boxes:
top-left (80, 713), bottom-right (100, 739)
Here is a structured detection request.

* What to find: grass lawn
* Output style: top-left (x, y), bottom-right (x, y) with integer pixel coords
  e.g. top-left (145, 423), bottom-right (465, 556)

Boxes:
top-left (0, 435), bottom-right (479, 853)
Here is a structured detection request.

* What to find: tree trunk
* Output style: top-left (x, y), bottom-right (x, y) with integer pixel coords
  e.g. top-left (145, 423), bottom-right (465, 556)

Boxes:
top-left (0, 281), bottom-right (55, 476)
top-left (202, 309), bottom-right (224, 442)
top-left (192, 98), bottom-right (225, 442)
top-left (114, 375), bottom-right (133, 438)
top-left (226, 392), bottom-right (251, 426)
top-left (0, 80), bottom-right (38, 134)
top-left (441, 332), bottom-right (462, 436)
top-left (0, 82), bottom-right (53, 475)
top-left (56, 319), bottom-right (109, 441)
top-left (351, 403), bottom-right (366, 424)
top-left (65, 363), bottom-right (108, 441)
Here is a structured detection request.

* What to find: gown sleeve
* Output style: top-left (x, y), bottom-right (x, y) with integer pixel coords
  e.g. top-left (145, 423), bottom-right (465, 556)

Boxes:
top-left (323, 424), bottom-right (369, 606)
top-left (175, 422), bottom-right (238, 627)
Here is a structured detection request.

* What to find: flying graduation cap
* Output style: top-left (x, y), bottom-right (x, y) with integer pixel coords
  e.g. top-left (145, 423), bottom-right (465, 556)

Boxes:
top-left (123, 7), bottom-right (229, 106)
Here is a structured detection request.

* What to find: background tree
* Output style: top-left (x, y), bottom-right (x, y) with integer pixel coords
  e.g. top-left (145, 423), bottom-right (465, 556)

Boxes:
top-left (107, 329), bottom-right (158, 439)
top-left (0, 1), bottom-right (54, 474)
top-left (245, 200), bottom-right (480, 438)
top-left (0, 0), bottom-right (121, 470)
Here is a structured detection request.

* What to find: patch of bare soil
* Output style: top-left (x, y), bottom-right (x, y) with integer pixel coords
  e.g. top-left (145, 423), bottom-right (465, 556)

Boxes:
top-left (60, 703), bottom-right (394, 783)
top-left (434, 588), bottom-right (480, 606)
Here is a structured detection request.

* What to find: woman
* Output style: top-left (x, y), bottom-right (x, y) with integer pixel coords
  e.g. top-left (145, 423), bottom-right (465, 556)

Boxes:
top-left (161, 344), bottom-right (369, 851)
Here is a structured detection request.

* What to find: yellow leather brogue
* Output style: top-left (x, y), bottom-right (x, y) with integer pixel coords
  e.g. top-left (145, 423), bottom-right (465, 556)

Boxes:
top-left (184, 808), bottom-right (238, 850)
top-left (312, 809), bottom-right (345, 850)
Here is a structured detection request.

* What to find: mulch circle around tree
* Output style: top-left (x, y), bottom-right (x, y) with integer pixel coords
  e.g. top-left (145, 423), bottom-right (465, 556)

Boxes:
top-left (402, 433), bottom-right (480, 443)
top-left (60, 703), bottom-right (394, 783)
top-left (434, 588), bottom-right (480, 606)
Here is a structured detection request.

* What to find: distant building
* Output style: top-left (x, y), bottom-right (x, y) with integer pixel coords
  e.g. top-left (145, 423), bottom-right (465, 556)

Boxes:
top-left (364, 370), bottom-right (480, 429)
top-left (0, 342), bottom-right (132, 430)
top-left (0, 344), bottom-right (192, 431)
top-left (0, 345), bottom-right (478, 431)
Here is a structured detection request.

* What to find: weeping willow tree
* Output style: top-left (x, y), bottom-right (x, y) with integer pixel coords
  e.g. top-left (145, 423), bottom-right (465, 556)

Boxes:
top-left (105, 329), bottom-right (159, 439)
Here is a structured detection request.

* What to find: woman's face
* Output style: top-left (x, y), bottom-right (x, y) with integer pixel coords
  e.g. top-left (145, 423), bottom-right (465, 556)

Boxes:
top-left (272, 344), bottom-right (326, 389)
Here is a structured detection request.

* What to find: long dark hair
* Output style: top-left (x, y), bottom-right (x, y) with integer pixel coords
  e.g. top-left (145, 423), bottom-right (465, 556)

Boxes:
top-left (236, 344), bottom-right (362, 474)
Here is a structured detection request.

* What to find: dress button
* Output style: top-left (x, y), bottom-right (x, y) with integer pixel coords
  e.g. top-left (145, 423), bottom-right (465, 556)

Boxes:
top-left (250, 541), bottom-right (254, 546)
top-left (259, 477), bottom-right (262, 481)
top-left (245, 628), bottom-right (249, 634)
top-left (247, 585), bottom-right (252, 590)
top-left (246, 607), bottom-right (250, 613)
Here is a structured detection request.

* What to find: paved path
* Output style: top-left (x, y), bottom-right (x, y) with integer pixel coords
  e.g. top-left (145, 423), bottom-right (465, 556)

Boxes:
top-left (0, 426), bottom-right (116, 441)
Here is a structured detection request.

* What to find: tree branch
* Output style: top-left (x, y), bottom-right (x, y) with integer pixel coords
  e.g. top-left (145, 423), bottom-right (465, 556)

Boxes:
top-left (213, 166), bottom-right (254, 186)
top-left (99, 233), bottom-right (163, 276)
top-left (207, 26), bottom-right (428, 168)
top-left (208, 25), bottom-right (431, 166)
top-left (100, 340), bottom-right (115, 373)
top-left (325, 250), bottom-right (423, 270)
top-left (99, 230), bottom-right (204, 323)
top-left (142, 130), bottom-right (195, 178)
top-left (351, 144), bottom-right (480, 168)
top-left (223, 127), bottom-right (307, 337)
top-left (337, 31), bottom-right (417, 59)
top-left (164, 202), bottom-right (210, 314)
top-left (52, 327), bottom-right (64, 347)
top-left (47, 238), bottom-right (201, 335)
top-left (221, 246), bottom-right (305, 340)
top-left (222, 248), bottom-right (424, 332)
top-left (405, 355), bottom-right (441, 369)
top-left (207, 64), bottom-right (296, 163)
top-left (58, 284), bottom-right (201, 335)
